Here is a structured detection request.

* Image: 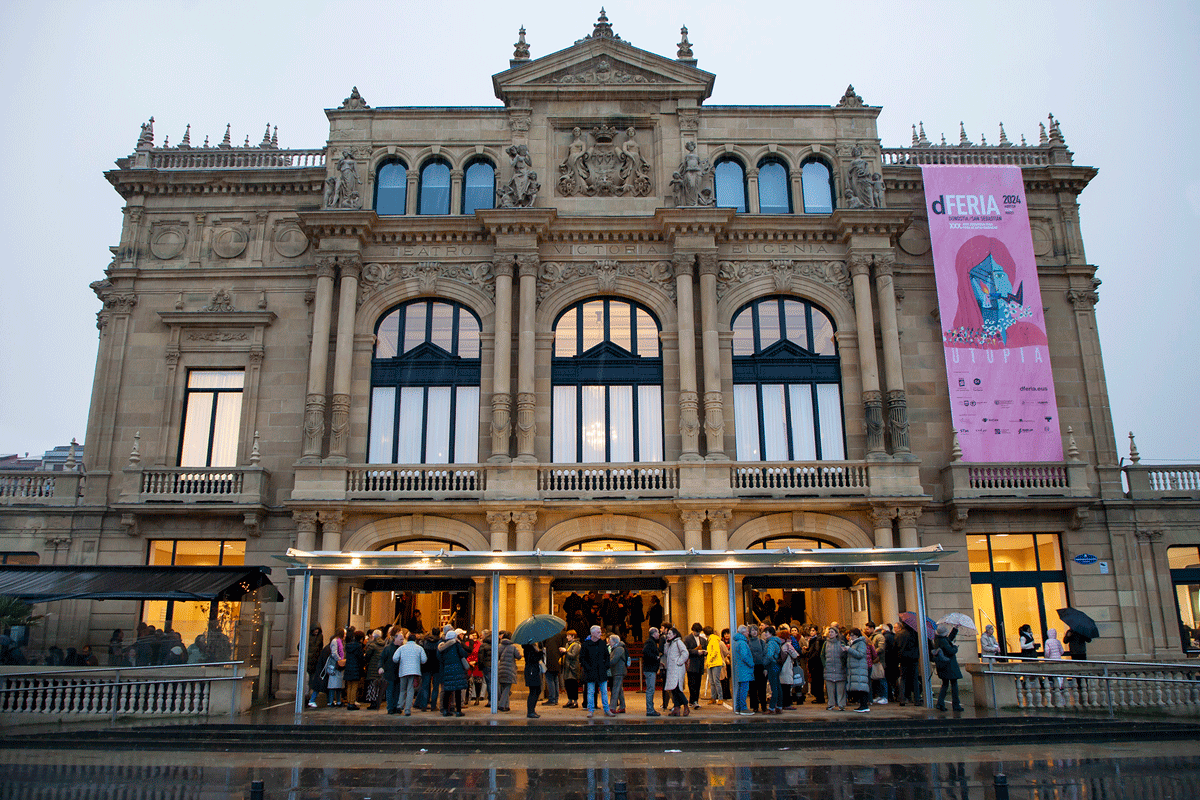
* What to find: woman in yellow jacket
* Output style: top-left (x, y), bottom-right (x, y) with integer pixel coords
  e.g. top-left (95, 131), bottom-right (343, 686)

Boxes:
top-left (705, 625), bottom-right (725, 704)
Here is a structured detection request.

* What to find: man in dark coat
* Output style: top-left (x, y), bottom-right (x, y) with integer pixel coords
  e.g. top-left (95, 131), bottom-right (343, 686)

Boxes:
top-left (579, 625), bottom-right (615, 717)
top-left (747, 625), bottom-right (767, 712)
top-left (641, 627), bottom-right (662, 716)
top-left (896, 619), bottom-right (920, 706)
top-left (542, 628), bottom-right (567, 705)
top-left (379, 630), bottom-right (403, 714)
top-left (683, 622), bottom-right (707, 709)
top-left (416, 632), bottom-right (440, 711)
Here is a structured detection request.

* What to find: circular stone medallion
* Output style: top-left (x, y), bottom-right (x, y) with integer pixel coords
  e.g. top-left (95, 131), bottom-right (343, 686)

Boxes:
top-left (898, 222), bottom-right (931, 256)
top-left (1030, 224), bottom-right (1053, 257)
top-left (274, 226), bottom-right (309, 258)
top-left (150, 229), bottom-right (186, 260)
top-left (212, 227), bottom-right (249, 259)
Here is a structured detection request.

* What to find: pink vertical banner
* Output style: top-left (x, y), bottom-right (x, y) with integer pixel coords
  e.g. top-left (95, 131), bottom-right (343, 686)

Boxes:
top-left (921, 165), bottom-right (1062, 462)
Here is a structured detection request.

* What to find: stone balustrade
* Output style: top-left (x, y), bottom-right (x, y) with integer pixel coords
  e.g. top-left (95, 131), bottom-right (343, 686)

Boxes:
top-left (538, 464), bottom-right (680, 498)
top-left (0, 470), bottom-right (85, 506)
top-left (942, 460), bottom-right (1090, 501)
top-left (121, 466), bottom-right (270, 505)
top-left (972, 659), bottom-right (1200, 716)
top-left (347, 465), bottom-right (485, 499)
top-left (1124, 464), bottom-right (1200, 499)
top-left (730, 462), bottom-right (869, 496)
top-left (0, 663), bottom-right (252, 725)
top-left (149, 148), bottom-right (326, 170)
top-left (881, 146), bottom-right (1051, 166)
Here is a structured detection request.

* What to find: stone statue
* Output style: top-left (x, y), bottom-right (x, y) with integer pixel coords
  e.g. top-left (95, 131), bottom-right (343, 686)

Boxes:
top-left (499, 144), bottom-right (540, 208)
top-left (670, 140), bottom-right (714, 207)
top-left (558, 126), bottom-right (653, 197)
top-left (324, 150), bottom-right (362, 209)
top-left (558, 127), bottom-right (589, 195)
top-left (871, 172), bottom-right (885, 208)
top-left (846, 144), bottom-right (876, 209)
top-left (620, 127), bottom-right (652, 195)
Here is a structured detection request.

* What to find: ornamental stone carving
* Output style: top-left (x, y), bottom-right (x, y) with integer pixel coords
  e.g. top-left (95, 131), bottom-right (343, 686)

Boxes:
top-left (498, 145), bottom-right (539, 208)
top-left (273, 225), bottom-right (309, 258)
top-left (836, 85), bottom-right (865, 108)
top-left (670, 141), bottom-right (714, 207)
top-left (203, 289), bottom-right (235, 312)
top-left (546, 59), bottom-right (661, 86)
top-left (150, 226), bottom-right (187, 260)
top-left (1067, 278), bottom-right (1101, 308)
top-left (329, 393), bottom-right (351, 455)
top-left (324, 150), bottom-right (362, 209)
top-left (677, 109), bottom-right (699, 132)
top-left (846, 144), bottom-right (881, 209)
top-left (339, 86), bottom-right (369, 110)
top-left (557, 126), bottom-right (653, 197)
top-left (715, 260), bottom-right (851, 302)
top-left (303, 393), bottom-right (325, 456)
top-left (359, 261), bottom-right (495, 304)
top-left (538, 260), bottom-right (675, 303)
top-left (212, 227), bottom-right (249, 259)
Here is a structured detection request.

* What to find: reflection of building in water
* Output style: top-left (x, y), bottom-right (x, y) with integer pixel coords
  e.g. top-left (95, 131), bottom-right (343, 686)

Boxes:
top-left (1, 12), bottom-right (1198, 697)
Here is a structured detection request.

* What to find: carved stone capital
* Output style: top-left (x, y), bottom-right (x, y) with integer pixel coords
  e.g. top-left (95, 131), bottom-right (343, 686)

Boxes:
top-left (680, 509), bottom-right (706, 529)
top-left (869, 506), bottom-right (895, 529)
top-left (315, 260), bottom-right (337, 280)
top-left (672, 253), bottom-right (695, 278)
top-left (493, 257), bottom-right (515, 279)
top-left (1135, 529), bottom-right (1163, 543)
top-left (293, 510), bottom-right (319, 533)
top-left (487, 511), bottom-right (513, 531)
top-left (848, 253), bottom-right (873, 277)
top-left (1067, 281), bottom-right (1100, 309)
top-left (897, 506), bottom-right (923, 526)
top-left (873, 252), bottom-right (896, 276)
top-left (318, 509), bottom-right (344, 533)
top-left (340, 260), bottom-right (362, 283)
top-left (303, 393), bottom-right (326, 457)
top-left (516, 253), bottom-right (540, 278)
top-left (706, 509), bottom-right (733, 528)
top-left (44, 536), bottom-right (71, 550)
top-left (248, 347), bottom-right (264, 365)
top-left (697, 252), bottom-right (720, 276)
top-left (513, 510), bottom-right (538, 531)
top-left (165, 347), bottom-right (181, 365)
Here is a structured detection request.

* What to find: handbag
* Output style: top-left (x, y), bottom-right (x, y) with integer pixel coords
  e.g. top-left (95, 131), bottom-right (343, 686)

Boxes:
top-left (870, 661), bottom-right (885, 680)
top-left (336, 658), bottom-right (346, 668)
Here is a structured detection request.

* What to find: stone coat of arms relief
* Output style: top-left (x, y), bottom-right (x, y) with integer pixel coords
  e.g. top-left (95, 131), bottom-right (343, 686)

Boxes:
top-left (557, 125), bottom-right (653, 197)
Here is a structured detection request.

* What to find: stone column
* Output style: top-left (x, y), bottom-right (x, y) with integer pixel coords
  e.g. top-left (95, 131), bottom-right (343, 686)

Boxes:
top-left (697, 253), bottom-right (726, 459)
top-left (673, 254), bottom-right (702, 460)
top-left (473, 576), bottom-right (488, 634)
top-left (450, 169), bottom-right (464, 216)
top-left (327, 258), bottom-right (362, 462)
top-left (681, 510), bottom-right (706, 627)
top-left (289, 511), bottom-right (319, 656)
top-left (849, 253), bottom-right (885, 457)
top-left (513, 511), bottom-right (537, 624)
top-left (870, 507), bottom-right (900, 626)
top-left (873, 253), bottom-right (910, 455)
top-left (897, 507), bottom-right (921, 612)
top-left (490, 258), bottom-right (514, 461)
top-left (317, 510), bottom-right (344, 638)
top-left (486, 512), bottom-right (510, 632)
top-left (515, 254), bottom-right (539, 461)
top-left (302, 260), bottom-right (337, 462)
top-left (745, 167), bottom-right (760, 214)
top-left (535, 577), bottom-right (553, 616)
top-left (666, 576), bottom-right (686, 630)
top-left (708, 509), bottom-right (733, 632)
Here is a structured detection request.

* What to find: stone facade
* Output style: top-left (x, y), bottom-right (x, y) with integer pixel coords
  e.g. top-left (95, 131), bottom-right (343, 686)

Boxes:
top-left (2, 14), bottom-right (1198, 690)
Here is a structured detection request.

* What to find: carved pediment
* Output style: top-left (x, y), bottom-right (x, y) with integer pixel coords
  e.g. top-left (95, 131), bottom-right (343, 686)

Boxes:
top-left (540, 57), bottom-right (671, 87)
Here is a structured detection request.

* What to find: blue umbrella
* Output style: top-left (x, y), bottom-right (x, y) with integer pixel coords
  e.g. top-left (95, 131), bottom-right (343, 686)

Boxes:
top-left (512, 614), bottom-right (566, 645)
top-left (900, 611), bottom-right (937, 641)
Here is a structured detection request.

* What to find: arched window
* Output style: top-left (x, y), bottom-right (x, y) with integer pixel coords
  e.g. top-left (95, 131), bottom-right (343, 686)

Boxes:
top-left (800, 159), bottom-right (835, 214)
top-left (757, 158), bottom-right (791, 214)
top-left (714, 157), bottom-right (747, 213)
top-left (731, 296), bottom-right (844, 461)
top-left (375, 160), bottom-right (408, 216)
top-left (462, 160), bottom-right (495, 215)
top-left (552, 298), bottom-right (663, 463)
top-left (368, 300), bottom-right (481, 464)
top-left (418, 159), bottom-right (451, 215)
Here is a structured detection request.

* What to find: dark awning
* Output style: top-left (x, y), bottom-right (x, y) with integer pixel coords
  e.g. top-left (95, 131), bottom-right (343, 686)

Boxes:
top-left (0, 565), bottom-right (283, 603)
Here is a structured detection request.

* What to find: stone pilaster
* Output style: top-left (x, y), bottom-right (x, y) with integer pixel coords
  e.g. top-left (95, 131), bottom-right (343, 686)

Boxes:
top-left (697, 253), bottom-right (726, 459)
top-left (515, 254), bottom-right (538, 461)
top-left (873, 253), bottom-right (911, 455)
top-left (849, 252), bottom-right (885, 457)
top-left (490, 258), bottom-right (514, 461)
top-left (302, 260), bottom-right (337, 461)
top-left (326, 256), bottom-right (361, 462)
top-left (673, 253), bottom-right (701, 460)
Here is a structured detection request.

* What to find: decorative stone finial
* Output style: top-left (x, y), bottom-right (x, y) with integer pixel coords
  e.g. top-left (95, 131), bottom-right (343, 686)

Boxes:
top-left (951, 431), bottom-right (963, 462)
top-left (979, 133), bottom-right (988, 146)
top-left (998, 122), bottom-right (1011, 146)
top-left (912, 124), bottom-right (919, 147)
top-left (1020, 134), bottom-right (1027, 146)
top-left (837, 85), bottom-right (865, 108)
top-left (1066, 427), bottom-right (1080, 461)
top-left (940, 133), bottom-right (947, 146)
top-left (1038, 122), bottom-right (1048, 145)
top-left (220, 123), bottom-right (232, 148)
top-left (1048, 113), bottom-right (1065, 145)
top-left (243, 135), bottom-right (250, 147)
top-left (65, 439), bottom-right (78, 472)
top-left (1128, 431), bottom-right (1140, 463)
top-left (136, 117), bottom-right (155, 150)
top-left (162, 135), bottom-right (170, 148)
top-left (250, 431), bottom-right (261, 465)
top-left (959, 122), bottom-right (970, 146)
top-left (339, 86), bottom-right (369, 110)
top-left (512, 26), bottom-right (530, 62)
top-left (128, 431), bottom-right (141, 466)
top-left (203, 135), bottom-right (210, 148)
top-left (260, 123), bottom-right (272, 148)
top-left (271, 126), bottom-right (278, 148)
top-left (918, 122), bottom-right (930, 146)
top-left (179, 124), bottom-right (191, 149)
top-left (676, 26), bottom-right (695, 62)
top-left (590, 7), bottom-right (618, 39)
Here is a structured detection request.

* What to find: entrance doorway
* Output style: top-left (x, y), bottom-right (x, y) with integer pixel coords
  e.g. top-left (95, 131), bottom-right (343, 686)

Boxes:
top-left (742, 576), bottom-right (859, 631)
top-left (356, 578), bottom-right (474, 634)
top-left (551, 579), bottom-right (668, 642)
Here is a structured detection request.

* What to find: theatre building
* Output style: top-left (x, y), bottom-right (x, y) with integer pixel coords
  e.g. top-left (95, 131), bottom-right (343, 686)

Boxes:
top-left (2, 13), bottom-right (1198, 698)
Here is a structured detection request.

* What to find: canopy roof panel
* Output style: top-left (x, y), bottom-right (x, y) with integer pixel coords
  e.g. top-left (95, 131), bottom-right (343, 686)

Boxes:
top-left (0, 565), bottom-right (283, 603)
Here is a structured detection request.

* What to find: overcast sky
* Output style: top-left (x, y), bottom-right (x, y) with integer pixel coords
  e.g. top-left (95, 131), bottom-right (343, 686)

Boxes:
top-left (1, 1), bottom-right (1196, 466)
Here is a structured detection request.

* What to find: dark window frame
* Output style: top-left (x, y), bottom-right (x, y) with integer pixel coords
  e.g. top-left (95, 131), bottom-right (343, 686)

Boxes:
top-left (714, 156), bottom-right (748, 213)
top-left (461, 158), bottom-right (496, 215)
top-left (756, 156), bottom-right (792, 215)
top-left (374, 158), bottom-right (409, 216)
top-left (799, 157), bottom-right (836, 214)
top-left (417, 157), bottom-right (453, 216)
top-left (177, 369), bottom-right (244, 468)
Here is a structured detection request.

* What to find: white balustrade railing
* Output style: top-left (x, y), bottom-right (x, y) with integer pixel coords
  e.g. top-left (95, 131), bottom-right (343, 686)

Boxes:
top-left (967, 464), bottom-right (1069, 490)
top-left (881, 147), bottom-right (1051, 166)
top-left (347, 465), bottom-right (485, 496)
top-left (1123, 464), bottom-right (1200, 499)
top-left (539, 464), bottom-right (680, 497)
top-left (0, 662), bottom-right (247, 723)
top-left (149, 148), bottom-right (326, 170)
top-left (0, 470), bottom-right (84, 506)
top-left (0, 472), bottom-right (55, 498)
top-left (979, 658), bottom-right (1200, 717)
top-left (142, 469), bottom-right (242, 496)
top-left (731, 462), bottom-right (869, 495)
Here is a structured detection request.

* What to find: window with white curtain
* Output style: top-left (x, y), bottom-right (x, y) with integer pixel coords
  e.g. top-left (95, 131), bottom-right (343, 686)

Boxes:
top-left (179, 370), bottom-right (244, 467)
top-left (552, 298), bottom-right (663, 463)
top-left (368, 300), bottom-right (481, 463)
top-left (731, 297), bottom-right (844, 461)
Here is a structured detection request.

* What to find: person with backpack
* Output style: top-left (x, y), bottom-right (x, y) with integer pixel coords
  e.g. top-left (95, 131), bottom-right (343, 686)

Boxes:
top-left (764, 625), bottom-right (784, 714)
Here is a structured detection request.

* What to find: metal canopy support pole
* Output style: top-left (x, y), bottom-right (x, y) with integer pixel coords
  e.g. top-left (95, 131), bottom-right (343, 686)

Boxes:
top-left (914, 565), bottom-right (933, 708)
top-left (491, 571), bottom-right (500, 715)
top-left (293, 570), bottom-right (313, 719)
top-left (727, 569), bottom-right (737, 712)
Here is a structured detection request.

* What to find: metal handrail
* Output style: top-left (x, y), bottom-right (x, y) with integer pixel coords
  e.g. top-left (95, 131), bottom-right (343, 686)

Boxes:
top-left (981, 655), bottom-right (1200, 670)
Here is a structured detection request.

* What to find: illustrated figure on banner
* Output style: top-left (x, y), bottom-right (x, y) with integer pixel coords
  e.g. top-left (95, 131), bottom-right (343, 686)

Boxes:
top-left (942, 236), bottom-right (1043, 349)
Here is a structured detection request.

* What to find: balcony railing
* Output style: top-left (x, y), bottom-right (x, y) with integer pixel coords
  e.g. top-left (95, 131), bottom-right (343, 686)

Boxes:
top-left (881, 146), bottom-right (1051, 167)
top-left (730, 462), bottom-right (869, 496)
top-left (0, 470), bottom-right (84, 506)
top-left (539, 464), bottom-right (680, 498)
top-left (149, 148), bottom-right (326, 170)
top-left (1124, 464), bottom-right (1200, 499)
top-left (122, 466), bottom-right (269, 505)
top-left (943, 461), bottom-right (1090, 501)
top-left (347, 465), bottom-right (485, 499)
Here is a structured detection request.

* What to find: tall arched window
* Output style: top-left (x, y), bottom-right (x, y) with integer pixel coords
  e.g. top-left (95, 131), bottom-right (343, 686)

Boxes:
top-left (800, 159), bottom-right (835, 214)
top-left (418, 159), bottom-right (451, 215)
top-left (552, 298), bottom-right (663, 463)
top-left (714, 157), bottom-right (747, 213)
top-left (368, 300), bottom-right (481, 463)
top-left (462, 160), bottom-right (495, 215)
top-left (757, 158), bottom-right (791, 214)
top-left (375, 160), bottom-right (408, 215)
top-left (731, 296), bottom-right (844, 461)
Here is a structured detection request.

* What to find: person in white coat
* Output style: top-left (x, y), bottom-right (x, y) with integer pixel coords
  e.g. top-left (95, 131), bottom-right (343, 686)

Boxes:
top-left (662, 626), bottom-right (690, 716)
top-left (393, 632), bottom-right (427, 716)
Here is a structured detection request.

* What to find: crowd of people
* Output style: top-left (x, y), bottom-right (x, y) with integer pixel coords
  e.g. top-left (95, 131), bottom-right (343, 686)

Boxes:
top-left (302, 613), bottom-right (984, 718)
top-left (0, 622), bottom-right (234, 667)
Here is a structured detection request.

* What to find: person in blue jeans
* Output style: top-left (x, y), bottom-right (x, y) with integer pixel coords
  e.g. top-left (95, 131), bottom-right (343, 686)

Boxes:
top-left (764, 626), bottom-right (784, 714)
top-left (579, 625), bottom-right (615, 717)
top-left (732, 625), bottom-right (755, 715)
top-left (415, 632), bottom-right (440, 711)
top-left (642, 627), bottom-right (662, 716)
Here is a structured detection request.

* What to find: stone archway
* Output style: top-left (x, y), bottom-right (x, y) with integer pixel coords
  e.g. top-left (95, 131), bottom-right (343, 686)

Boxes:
top-left (342, 515), bottom-right (491, 553)
top-left (726, 511), bottom-right (872, 551)
top-left (536, 514), bottom-right (684, 552)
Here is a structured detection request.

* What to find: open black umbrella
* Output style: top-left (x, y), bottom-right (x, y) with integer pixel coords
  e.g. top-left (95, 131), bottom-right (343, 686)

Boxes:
top-left (1057, 607), bottom-right (1099, 642)
top-left (512, 614), bottom-right (566, 645)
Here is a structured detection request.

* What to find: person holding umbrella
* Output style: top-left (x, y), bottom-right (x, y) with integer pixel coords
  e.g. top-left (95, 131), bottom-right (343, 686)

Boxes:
top-left (932, 622), bottom-right (964, 712)
top-left (895, 618), bottom-right (920, 706)
top-left (522, 640), bottom-right (544, 719)
top-left (1057, 608), bottom-right (1098, 660)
